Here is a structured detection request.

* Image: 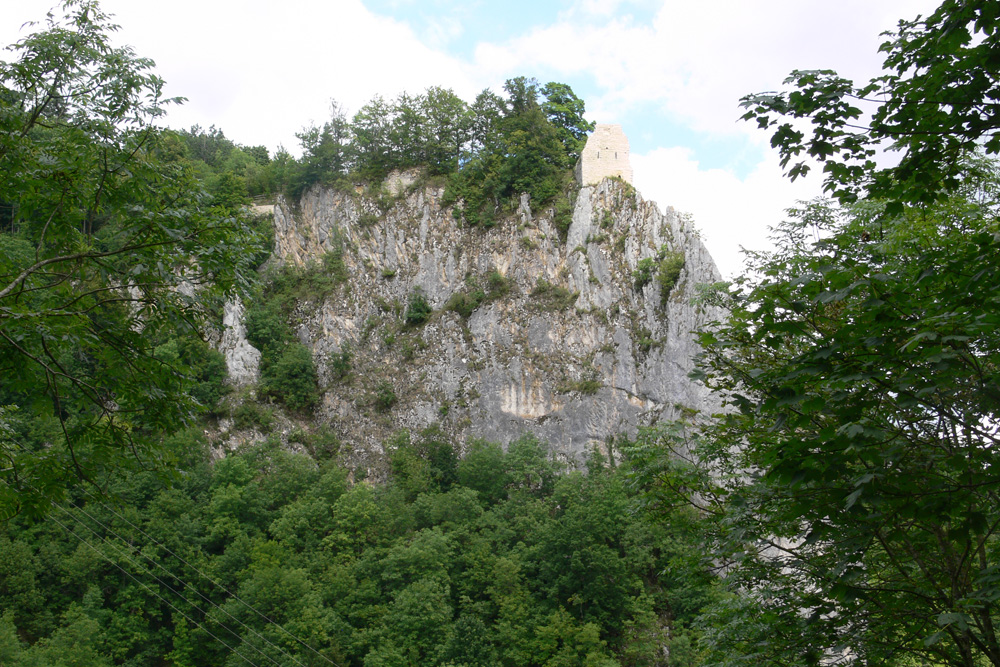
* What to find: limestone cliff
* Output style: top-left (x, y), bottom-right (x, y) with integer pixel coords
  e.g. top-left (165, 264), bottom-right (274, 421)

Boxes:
top-left (225, 172), bottom-right (722, 465)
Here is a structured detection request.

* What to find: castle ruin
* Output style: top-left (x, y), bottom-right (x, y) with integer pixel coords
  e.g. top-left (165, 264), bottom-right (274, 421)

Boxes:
top-left (575, 124), bottom-right (633, 186)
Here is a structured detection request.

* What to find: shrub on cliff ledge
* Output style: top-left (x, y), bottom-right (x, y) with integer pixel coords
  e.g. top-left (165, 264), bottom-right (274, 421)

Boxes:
top-left (261, 343), bottom-right (320, 412)
top-left (404, 289), bottom-right (433, 327)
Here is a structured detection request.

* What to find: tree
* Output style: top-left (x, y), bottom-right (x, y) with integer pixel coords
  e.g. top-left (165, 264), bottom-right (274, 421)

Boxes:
top-left (683, 181), bottom-right (1000, 667)
top-left (389, 91), bottom-right (426, 171)
top-left (420, 86), bottom-right (470, 175)
top-left (294, 99), bottom-right (352, 196)
top-left (740, 0), bottom-right (1000, 212)
top-left (620, 2), bottom-right (1000, 665)
top-left (261, 343), bottom-right (319, 413)
top-left (541, 82), bottom-right (595, 162)
top-left (352, 95), bottom-right (397, 181)
top-left (0, 1), bottom-right (260, 518)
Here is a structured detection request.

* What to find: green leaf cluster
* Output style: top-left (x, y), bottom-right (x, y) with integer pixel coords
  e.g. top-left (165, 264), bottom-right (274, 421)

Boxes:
top-left (403, 289), bottom-right (433, 327)
top-left (621, 3), bottom-right (1000, 665)
top-left (0, 1), bottom-right (263, 518)
top-left (633, 245), bottom-right (684, 304)
top-left (445, 270), bottom-right (511, 319)
top-left (740, 0), bottom-right (1000, 210)
top-left (668, 180), bottom-right (1000, 666)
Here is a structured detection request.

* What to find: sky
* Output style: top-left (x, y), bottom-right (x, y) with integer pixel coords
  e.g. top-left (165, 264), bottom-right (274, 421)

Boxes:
top-left (3, 0), bottom-right (938, 278)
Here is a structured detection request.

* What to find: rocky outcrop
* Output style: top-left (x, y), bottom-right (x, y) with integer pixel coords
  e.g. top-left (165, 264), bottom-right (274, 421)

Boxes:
top-left (251, 173), bottom-right (722, 465)
top-left (219, 295), bottom-right (260, 386)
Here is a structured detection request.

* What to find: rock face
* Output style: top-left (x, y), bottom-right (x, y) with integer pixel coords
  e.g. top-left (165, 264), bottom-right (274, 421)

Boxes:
top-left (250, 173), bottom-right (722, 465)
top-left (219, 295), bottom-right (261, 386)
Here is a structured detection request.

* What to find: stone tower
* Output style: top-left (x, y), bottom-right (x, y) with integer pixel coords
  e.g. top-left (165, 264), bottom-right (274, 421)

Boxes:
top-left (575, 124), bottom-right (633, 186)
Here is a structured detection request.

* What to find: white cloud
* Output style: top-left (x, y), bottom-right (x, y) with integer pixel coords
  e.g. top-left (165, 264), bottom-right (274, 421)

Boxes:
top-left (632, 147), bottom-right (824, 279)
top-left (2, 0), bottom-right (482, 153)
top-left (475, 0), bottom-right (939, 139)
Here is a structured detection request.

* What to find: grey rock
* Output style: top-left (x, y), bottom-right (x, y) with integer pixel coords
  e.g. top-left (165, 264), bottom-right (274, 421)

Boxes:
top-left (219, 295), bottom-right (261, 386)
top-left (263, 172), bottom-right (723, 465)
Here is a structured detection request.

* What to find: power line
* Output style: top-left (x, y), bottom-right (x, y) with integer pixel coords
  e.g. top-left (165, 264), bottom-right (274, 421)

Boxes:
top-left (62, 499), bottom-right (305, 667)
top-left (82, 490), bottom-right (342, 667)
top-left (43, 507), bottom-right (268, 667)
top-left (83, 490), bottom-right (343, 667)
top-left (5, 476), bottom-right (344, 667)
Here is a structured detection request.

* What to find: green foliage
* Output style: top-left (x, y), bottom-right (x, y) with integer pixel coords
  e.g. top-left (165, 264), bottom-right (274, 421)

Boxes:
top-left (176, 125), bottom-right (280, 201)
top-left (530, 278), bottom-right (579, 311)
top-left (541, 82), bottom-right (596, 161)
top-left (0, 611), bottom-right (23, 665)
top-left (633, 246), bottom-right (685, 305)
top-left (373, 379), bottom-right (397, 412)
top-left (292, 99), bottom-right (352, 198)
top-left (740, 0), bottom-right (1000, 212)
top-left (403, 288), bottom-right (433, 327)
top-left (154, 335), bottom-right (230, 412)
top-left (321, 244), bottom-right (350, 284)
top-left (0, 423), bottom-right (721, 667)
top-left (627, 5), bottom-right (1000, 664)
top-left (635, 327), bottom-right (656, 355)
top-left (244, 300), bottom-right (291, 356)
top-left (485, 269), bottom-right (511, 297)
top-left (682, 185), bottom-right (1000, 666)
top-left (558, 378), bottom-right (603, 395)
top-left (245, 247), bottom-right (349, 356)
top-left (445, 290), bottom-right (483, 318)
top-left (632, 257), bottom-right (657, 290)
top-left (552, 182), bottom-right (577, 239)
top-left (0, 1), bottom-right (261, 517)
top-left (445, 270), bottom-right (511, 318)
top-left (12, 605), bottom-right (112, 667)
top-left (231, 399), bottom-right (275, 431)
top-left (440, 78), bottom-right (589, 232)
top-left (656, 250), bottom-right (685, 303)
top-left (243, 244), bottom-right (349, 411)
top-left (260, 342), bottom-right (320, 412)
top-left (328, 344), bottom-right (352, 381)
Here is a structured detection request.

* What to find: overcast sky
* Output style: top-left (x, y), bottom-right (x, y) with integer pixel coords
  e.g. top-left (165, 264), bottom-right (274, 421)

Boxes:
top-left (3, 0), bottom-right (938, 277)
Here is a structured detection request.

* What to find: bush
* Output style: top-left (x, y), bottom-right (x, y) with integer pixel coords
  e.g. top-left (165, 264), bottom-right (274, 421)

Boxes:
top-left (245, 302), bottom-right (291, 356)
top-left (302, 426), bottom-right (341, 459)
top-left (262, 343), bottom-right (320, 412)
top-left (322, 246), bottom-right (349, 283)
top-left (374, 380), bottom-right (397, 412)
top-left (154, 336), bottom-right (230, 412)
top-left (445, 270), bottom-right (510, 319)
top-left (404, 289), bottom-right (432, 327)
top-left (530, 278), bottom-right (578, 311)
top-left (232, 401), bottom-right (275, 431)
top-left (485, 270), bottom-right (510, 298)
top-left (657, 251), bottom-right (685, 303)
top-left (445, 291), bottom-right (481, 318)
top-left (633, 257), bottom-right (656, 290)
top-left (558, 378), bottom-right (603, 395)
top-left (328, 345), bottom-right (352, 381)
top-left (633, 246), bottom-right (684, 303)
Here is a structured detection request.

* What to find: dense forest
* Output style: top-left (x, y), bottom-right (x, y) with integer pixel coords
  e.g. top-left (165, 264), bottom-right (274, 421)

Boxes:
top-left (0, 427), bottom-right (717, 666)
top-left (3, 0), bottom-right (1000, 666)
